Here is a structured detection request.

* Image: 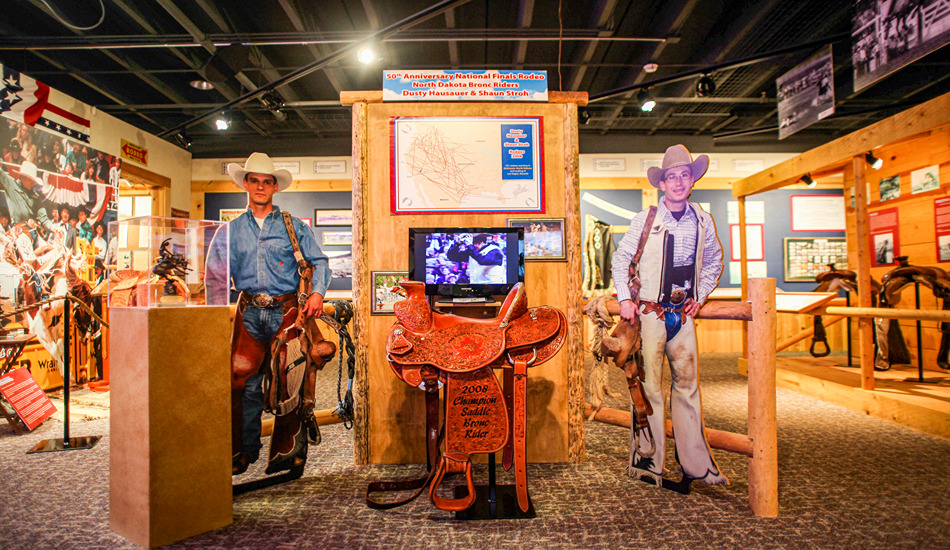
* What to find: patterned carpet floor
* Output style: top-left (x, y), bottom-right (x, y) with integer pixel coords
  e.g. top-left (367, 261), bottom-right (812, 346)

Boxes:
top-left (1, 352), bottom-right (948, 549)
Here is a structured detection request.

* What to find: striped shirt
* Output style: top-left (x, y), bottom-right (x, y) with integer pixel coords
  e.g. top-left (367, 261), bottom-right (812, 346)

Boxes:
top-left (611, 200), bottom-right (723, 303)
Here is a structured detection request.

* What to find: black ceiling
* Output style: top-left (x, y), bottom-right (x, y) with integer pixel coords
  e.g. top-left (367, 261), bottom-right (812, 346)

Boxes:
top-left (2, 0), bottom-right (948, 158)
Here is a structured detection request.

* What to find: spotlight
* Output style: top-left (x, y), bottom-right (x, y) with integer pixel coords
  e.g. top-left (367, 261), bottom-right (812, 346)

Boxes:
top-left (214, 112), bottom-right (231, 131)
top-left (578, 107), bottom-right (591, 125)
top-left (174, 131), bottom-right (192, 149)
top-left (696, 74), bottom-right (716, 97)
top-left (865, 151), bottom-right (883, 170)
top-left (189, 79), bottom-right (214, 90)
top-left (643, 62), bottom-right (659, 73)
top-left (357, 47), bottom-right (376, 64)
top-left (800, 173), bottom-right (816, 188)
top-left (260, 92), bottom-right (287, 122)
top-left (637, 89), bottom-right (656, 112)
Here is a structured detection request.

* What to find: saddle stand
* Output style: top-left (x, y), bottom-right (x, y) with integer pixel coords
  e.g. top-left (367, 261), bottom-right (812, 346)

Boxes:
top-left (367, 281), bottom-right (566, 517)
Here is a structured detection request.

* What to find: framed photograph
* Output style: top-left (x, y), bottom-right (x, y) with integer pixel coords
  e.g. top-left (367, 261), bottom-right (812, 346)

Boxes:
top-left (326, 250), bottom-right (353, 279)
top-left (322, 231), bottom-right (352, 246)
top-left (506, 217), bottom-right (565, 260)
top-left (783, 237), bottom-right (848, 282)
top-left (299, 216), bottom-right (312, 227)
top-left (878, 175), bottom-right (901, 201)
top-left (371, 271), bottom-right (408, 315)
top-left (219, 208), bottom-right (244, 222)
top-left (315, 209), bottom-right (353, 226)
top-left (911, 165), bottom-right (940, 194)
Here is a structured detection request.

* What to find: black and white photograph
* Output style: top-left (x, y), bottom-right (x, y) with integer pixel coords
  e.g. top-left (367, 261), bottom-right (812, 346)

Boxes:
top-left (777, 46), bottom-right (836, 139)
top-left (422, 232), bottom-right (508, 285)
top-left (326, 250), bottom-right (353, 279)
top-left (853, 0), bottom-right (950, 91)
top-left (940, 235), bottom-right (950, 261)
top-left (874, 232), bottom-right (895, 265)
top-left (879, 175), bottom-right (901, 201)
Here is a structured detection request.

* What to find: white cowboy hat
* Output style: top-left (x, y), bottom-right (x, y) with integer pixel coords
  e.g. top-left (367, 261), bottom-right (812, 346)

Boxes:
top-left (18, 161), bottom-right (40, 186)
top-left (226, 152), bottom-right (292, 191)
top-left (646, 144), bottom-right (709, 188)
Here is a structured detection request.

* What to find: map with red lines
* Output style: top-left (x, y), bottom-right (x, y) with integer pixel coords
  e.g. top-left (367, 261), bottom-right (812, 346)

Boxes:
top-left (392, 117), bottom-right (541, 213)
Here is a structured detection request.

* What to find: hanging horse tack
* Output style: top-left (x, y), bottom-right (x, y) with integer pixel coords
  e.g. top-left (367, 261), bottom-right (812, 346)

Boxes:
top-left (877, 258), bottom-right (950, 370)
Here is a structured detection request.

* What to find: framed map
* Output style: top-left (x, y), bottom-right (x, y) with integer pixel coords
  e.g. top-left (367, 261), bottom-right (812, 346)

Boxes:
top-left (391, 116), bottom-right (544, 214)
top-left (783, 237), bottom-right (848, 282)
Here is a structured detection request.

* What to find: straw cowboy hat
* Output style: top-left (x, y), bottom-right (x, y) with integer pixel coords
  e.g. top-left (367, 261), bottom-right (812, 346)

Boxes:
top-left (646, 144), bottom-right (709, 188)
top-left (227, 152), bottom-right (293, 192)
top-left (17, 161), bottom-right (40, 186)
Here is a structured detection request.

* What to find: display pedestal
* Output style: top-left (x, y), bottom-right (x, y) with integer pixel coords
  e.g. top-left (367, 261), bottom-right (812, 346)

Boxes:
top-left (109, 306), bottom-right (232, 548)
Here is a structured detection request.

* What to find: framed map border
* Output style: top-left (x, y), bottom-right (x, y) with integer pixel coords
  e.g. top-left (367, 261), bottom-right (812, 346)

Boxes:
top-left (390, 116), bottom-right (545, 214)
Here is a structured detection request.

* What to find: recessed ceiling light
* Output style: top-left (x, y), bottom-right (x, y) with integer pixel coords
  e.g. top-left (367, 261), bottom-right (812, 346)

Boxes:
top-left (190, 79), bottom-right (215, 90)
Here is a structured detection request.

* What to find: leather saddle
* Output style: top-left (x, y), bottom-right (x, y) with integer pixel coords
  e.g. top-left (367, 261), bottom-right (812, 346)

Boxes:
top-left (369, 280), bottom-right (566, 513)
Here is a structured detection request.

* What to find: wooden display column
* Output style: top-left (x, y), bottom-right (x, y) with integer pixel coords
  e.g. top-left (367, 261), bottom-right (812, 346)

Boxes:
top-left (109, 306), bottom-right (232, 548)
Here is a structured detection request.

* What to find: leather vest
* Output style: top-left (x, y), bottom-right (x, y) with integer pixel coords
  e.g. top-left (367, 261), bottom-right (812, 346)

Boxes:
top-left (637, 203), bottom-right (709, 303)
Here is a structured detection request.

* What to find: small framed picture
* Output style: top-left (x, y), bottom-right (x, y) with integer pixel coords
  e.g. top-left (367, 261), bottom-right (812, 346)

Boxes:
top-left (371, 271), bottom-right (407, 315)
top-left (315, 209), bottom-right (354, 226)
top-left (299, 217), bottom-right (312, 227)
top-left (219, 208), bottom-right (245, 222)
top-left (322, 231), bottom-right (353, 246)
top-left (506, 217), bottom-right (566, 261)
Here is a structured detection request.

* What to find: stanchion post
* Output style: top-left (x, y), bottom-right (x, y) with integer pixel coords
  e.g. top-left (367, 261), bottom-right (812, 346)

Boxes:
top-left (747, 278), bottom-right (778, 517)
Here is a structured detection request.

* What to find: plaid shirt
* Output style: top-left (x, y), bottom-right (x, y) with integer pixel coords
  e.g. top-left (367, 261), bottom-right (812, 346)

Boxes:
top-left (611, 201), bottom-right (723, 303)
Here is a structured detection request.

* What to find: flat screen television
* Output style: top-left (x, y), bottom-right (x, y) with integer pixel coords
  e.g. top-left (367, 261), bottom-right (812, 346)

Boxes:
top-left (408, 227), bottom-right (525, 299)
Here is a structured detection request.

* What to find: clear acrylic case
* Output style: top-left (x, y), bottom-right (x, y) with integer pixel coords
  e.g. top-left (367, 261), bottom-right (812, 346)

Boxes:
top-left (107, 216), bottom-right (229, 308)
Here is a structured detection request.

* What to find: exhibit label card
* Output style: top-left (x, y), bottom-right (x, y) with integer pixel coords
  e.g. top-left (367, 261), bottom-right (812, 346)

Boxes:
top-left (383, 70), bottom-right (548, 101)
top-left (868, 207), bottom-right (900, 267)
top-left (790, 195), bottom-right (846, 231)
top-left (0, 367), bottom-right (55, 430)
top-left (935, 198), bottom-right (950, 262)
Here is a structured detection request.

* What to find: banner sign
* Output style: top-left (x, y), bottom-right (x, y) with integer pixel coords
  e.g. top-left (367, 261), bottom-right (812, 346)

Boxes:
top-left (1, 65), bottom-right (91, 143)
top-left (120, 139), bottom-right (148, 166)
top-left (777, 46), bottom-right (835, 139)
top-left (852, 0), bottom-right (950, 91)
top-left (0, 367), bottom-right (56, 430)
top-left (383, 70), bottom-right (548, 102)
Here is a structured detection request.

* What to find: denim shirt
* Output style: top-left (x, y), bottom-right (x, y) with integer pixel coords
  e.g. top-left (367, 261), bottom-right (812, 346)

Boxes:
top-left (206, 206), bottom-right (331, 303)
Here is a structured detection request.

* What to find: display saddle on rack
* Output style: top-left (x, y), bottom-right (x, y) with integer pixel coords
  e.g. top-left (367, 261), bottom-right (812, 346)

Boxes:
top-left (367, 281), bottom-right (566, 513)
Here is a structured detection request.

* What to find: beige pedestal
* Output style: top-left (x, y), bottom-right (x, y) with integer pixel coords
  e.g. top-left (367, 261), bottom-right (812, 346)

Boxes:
top-left (109, 306), bottom-right (232, 548)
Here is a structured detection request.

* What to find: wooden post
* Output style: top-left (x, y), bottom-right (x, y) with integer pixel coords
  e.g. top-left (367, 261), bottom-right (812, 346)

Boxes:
top-left (564, 102), bottom-right (585, 462)
top-left (351, 100), bottom-right (370, 464)
top-left (738, 196), bottom-right (749, 358)
top-left (747, 278), bottom-right (778, 517)
top-left (852, 156), bottom-right (875, 390)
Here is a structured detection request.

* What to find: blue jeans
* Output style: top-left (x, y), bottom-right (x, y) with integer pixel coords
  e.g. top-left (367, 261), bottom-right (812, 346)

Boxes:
top-left (239, 305), bottom-right (288, 461)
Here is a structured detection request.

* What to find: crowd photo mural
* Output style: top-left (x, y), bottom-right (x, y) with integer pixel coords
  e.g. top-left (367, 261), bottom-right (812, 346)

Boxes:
top-left (0, 118), bottom-right (119, 389)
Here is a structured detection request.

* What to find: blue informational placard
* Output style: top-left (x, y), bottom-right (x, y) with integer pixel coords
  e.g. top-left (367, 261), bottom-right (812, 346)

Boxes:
top-left (501, 124), bottom-right (534, 180)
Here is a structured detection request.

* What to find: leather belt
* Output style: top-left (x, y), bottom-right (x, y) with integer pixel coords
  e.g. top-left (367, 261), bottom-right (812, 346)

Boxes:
top-left (239, 291), bottom-right (298, 311)
top-left (640, 301), bottom-right (685, 321)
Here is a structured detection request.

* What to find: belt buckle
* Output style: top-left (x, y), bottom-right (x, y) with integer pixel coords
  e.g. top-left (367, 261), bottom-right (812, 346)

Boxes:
top-left (250, 293), bottom-right (273, 308)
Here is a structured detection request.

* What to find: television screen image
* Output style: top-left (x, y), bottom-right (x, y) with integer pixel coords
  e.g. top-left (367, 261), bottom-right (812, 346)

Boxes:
top-left (409, 227), bottom-right (524, 298)
top-left (423, 232), bottom-right (508, 285)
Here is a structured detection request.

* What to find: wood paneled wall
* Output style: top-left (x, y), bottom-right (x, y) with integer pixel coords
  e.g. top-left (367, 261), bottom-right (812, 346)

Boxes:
top-left (844, 127), bottom-right (950, 370)
top-left (351, 99), bottom-right (583, 464)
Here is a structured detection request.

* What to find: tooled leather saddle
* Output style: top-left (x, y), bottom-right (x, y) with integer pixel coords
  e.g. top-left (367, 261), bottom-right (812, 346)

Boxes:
top-left (367, 280), bottom-right (566, 513)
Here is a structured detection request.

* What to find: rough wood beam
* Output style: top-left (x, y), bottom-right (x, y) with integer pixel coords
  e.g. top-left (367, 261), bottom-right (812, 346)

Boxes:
top-left (512, 0), bottom-right (536, 69)
top-left (732, 92), bottom-right (950, 198)
top-left (444, 9), bottom-right (460, 67)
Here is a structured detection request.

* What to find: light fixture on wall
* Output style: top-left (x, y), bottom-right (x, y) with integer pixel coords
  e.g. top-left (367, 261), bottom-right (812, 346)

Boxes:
top-left (637, 89), bottom-right (656, 112)
top-left (800, 173), bottom-right (817, 188)
top-left (696, 74), bottom-right (716, 97)
top-left (865, 151), bottom-right (884, 170)
top-left (215, 112), bottom-right (231, 131)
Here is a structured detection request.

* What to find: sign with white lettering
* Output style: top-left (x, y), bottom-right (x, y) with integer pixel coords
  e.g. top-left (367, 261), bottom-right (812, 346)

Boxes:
top-left (383, 70), bottom-right (548, 102)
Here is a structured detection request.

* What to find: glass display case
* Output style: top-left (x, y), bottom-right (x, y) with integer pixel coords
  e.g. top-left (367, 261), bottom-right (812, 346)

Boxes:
top-left (107, 216), bottom-right (229, 308)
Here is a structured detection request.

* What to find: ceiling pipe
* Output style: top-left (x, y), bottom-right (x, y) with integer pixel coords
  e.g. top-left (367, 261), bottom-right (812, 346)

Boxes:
top-left (157, 0), bottom-right (475, 139)
top-left (589, 32), bottom-right (851, 103)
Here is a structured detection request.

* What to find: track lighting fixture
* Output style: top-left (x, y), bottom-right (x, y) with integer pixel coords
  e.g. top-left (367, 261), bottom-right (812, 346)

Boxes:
top-left (637, 89), bottom-right (656, 112)
top-left (800, 173), bottom-right (816, 188)
top-left (358, 47), bottom-right (376, 64)
top-left (865, 151), bottom-right (883, 170)
top-left (696, 74), bottom-right (716, 97)
top-left (578, 107), bottom-right (591, 125)
top-left (260, 92), bottom-right (287, 122)
top-left (174, 131), bottom-right (192, 149)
